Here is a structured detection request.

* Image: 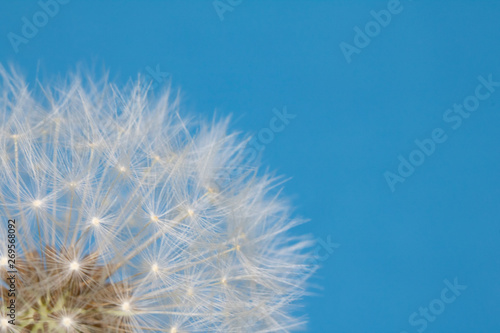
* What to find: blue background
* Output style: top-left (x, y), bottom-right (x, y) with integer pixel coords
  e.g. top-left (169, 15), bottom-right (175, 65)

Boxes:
top-left (1, 0), bottom-right (500, 332)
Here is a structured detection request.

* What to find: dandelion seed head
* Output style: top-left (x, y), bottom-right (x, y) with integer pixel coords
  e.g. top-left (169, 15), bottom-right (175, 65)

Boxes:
top-left (0, 68), bottom-right (314, 332)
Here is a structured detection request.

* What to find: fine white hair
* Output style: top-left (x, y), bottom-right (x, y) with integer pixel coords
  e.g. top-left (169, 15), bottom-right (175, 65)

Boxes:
top-left (0, 66), bottom-right (314, 332)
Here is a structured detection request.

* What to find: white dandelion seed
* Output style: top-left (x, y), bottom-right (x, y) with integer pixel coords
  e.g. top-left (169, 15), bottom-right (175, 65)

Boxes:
top-left (69, 260), bottom-right (80, 271)
top-left (61, 316), bottom-right (73, 328)
top-left (121, 301), bottom-right (132, 312)
top-left (91, 217), bottom-right (101, 226)
top-left (0, 67), bottom-right (315, 332)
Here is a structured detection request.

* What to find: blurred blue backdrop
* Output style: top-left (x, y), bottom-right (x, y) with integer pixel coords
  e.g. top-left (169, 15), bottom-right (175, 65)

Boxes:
top-left (1, 0), bottom-right (500, 332)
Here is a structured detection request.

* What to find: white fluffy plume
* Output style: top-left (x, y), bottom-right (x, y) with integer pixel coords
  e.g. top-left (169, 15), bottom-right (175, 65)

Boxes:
top-left (0, 67), bottom-right (314, 332)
